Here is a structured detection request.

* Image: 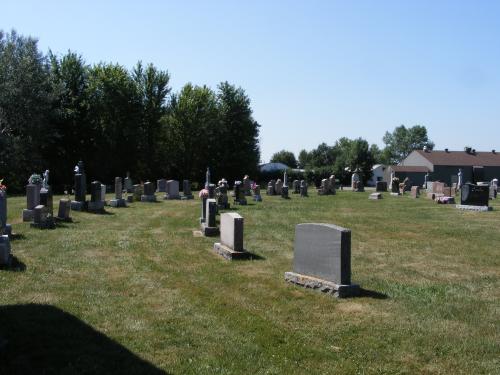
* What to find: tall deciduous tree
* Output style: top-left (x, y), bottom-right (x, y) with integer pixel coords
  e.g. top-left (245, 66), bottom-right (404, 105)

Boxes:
top-left (382, 125), bottom-right (434, 164)
top-left (270, 150), bottom-right (297, 168)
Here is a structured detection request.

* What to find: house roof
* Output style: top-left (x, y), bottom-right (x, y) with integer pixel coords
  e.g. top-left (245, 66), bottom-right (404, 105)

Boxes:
top-left (414, 150), bottom-right (500, 167)
top-left (392, 165), bottom-right (430, 173)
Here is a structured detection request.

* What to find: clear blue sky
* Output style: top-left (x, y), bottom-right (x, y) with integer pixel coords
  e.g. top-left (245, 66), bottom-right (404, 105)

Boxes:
top-left (2, 1), bottom-right (499, 162)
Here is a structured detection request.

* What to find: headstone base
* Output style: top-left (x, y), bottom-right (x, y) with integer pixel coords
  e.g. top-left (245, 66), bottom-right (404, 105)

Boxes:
top-left (390, 192), bottom-right (401, 196)
top-left (71, 201), bottom-right (87, 211)
top-left (234, 199), bottom-right (247, 205)
top-left (455, 204), bottom-right (492, 212)
top-left (369, 193), bottom-right (382, 200)
top-left (0, 235), bottom-right (11, 265)
top-left (30, 218), bottom-right (55, 230)
top-left (201, 223), bottom-right (219, 237)
top-left (164, 194), bottom-right (181, 200)
top-left (127, 196), bottom-right (134, 203)
top-left (141, 195), bottom-right (157, 202)
top-left (284, 271), bottom-right (360, 298)
top-left (213, 243), bottom-right (250, 260)
top-left (436, 196), bottom-right (455, 204)
top-left (110, 198), bottom-right (127, 207)
top-left (22, 209), bottom-right (34, 222)
top-left (181, 194), bottom-right (194, 200)
top-left (55, 216), bottom-right (73, 223)
top-left (88, 201), bottom-right (105, 212)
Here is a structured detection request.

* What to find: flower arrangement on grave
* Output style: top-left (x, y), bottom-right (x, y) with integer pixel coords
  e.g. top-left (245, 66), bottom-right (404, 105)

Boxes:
top-left (0, 179), bottom-right (6, 192)
top-left (250, 182), bottom-right (257, 191)
top-left (28, 173), bottom-right (42, 185)
top-left (199, 189), bottom-right (209, 199)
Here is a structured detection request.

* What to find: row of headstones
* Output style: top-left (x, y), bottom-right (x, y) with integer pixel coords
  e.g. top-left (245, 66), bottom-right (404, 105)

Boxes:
top-left (267, 179), bottom-right (308, 198)
top-left (198, 193), bottom-right (359, 297)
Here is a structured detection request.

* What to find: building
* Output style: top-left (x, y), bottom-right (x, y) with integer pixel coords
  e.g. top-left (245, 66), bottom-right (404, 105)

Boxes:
top-left (259, 162), bottom-right (290, 173)
top-left (391, 148), bottom-right (500, 186)
top-left (367, 164), bottom-right (387, 187)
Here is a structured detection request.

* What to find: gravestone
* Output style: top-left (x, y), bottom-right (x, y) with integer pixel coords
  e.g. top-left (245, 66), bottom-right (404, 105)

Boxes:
top-left (71, 161), bottom-right (87, 211)
top-left (165, 180), bottom-right (180, 200)
top-left (266, 180), bottom-right (276, 195)
top-left (23, 183), bottom-right (42, 221)
top-left (39, 186), bottom-right (53, 217)
top-left (328, 175), bottom-right (336, 195)
top-left (318, 178), bottom-right (329, 195)
top-left (132, 184), bottom-right (142, 202)
top-left (252, 184), bottom-right (262, 202)
top-left (391, 177), bottom-right (400, 196)
top-left (0, 235), bottom-right (11, 266)
top-left (242, 176), bottom-right (252, 196)
top-left (0, 191), bottom-right (12, 236)
top-left (110, 177), bottom-right (127, 207)
top-left (141, 182), bottom-right (157, 202)
top-left (157, 179), bottom-right (167, 193)
top-left (292, 180), bottom-right (300, 194)
top-left (369, 193), bottom-right (382, 200)
top-left (275, 179), bottom-right (283, 195)
top-left (88, 181), bottom-right (105, 212)
top-left (376, 181), bottom-right (387, 192)
top-left (200, 198), bottom-right (219, 236)
top-left (213, 212), bottom-right (250, 260)
top-left (216, 180), bottom-right (230, 209)
top-left (124, 173), bottom-right (133, 193)
top-left (233, 181), bottom-right (247, 205)
top-left (281, 184), bottom-right (289, 199)
top-left (101, 184), bottom-right (107, 205)
top-left (56, 199), bottom-right (72, 222)
top-left (208, 183), bottom-right (216, 199)
top-left (300, 180), bottom-right (308, 197)
top-left (200, 195), bottom-right (208, 223)
top-left (456, 183), bottom-right (491, 211)
top-left (284, 223), bottom-right (359, 298)
top-left (31, 205), bottom-right (55, 229)
top-left (410, 186), bottom-right (420, 198)
top-left (433, 182), bottom-right (445, 195)
top-left (182, 180), bottom-right (194, 200)
top-left (473, 166), bottom-right (485, 183)
top-left (489, 185), bottom-right (496, 200)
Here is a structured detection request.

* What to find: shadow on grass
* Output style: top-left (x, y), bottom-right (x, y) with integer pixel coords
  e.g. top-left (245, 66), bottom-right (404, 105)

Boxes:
top-left (357, 288), bottom-right (389, 300)
top-left (83, 210), bottom-right (115, 216)
top-left (0, 256), bottom-right (26, 272)
top-left (0, 304), bottom-right (169, 375)
top-left (9, 233), bottom-right (26, 241)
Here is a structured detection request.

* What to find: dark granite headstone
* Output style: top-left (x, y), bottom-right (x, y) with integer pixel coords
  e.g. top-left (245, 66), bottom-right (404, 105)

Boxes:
top-left (461, 183), bottom-right (489, 206)
top-left (376, 181), bottom-right (387, 192)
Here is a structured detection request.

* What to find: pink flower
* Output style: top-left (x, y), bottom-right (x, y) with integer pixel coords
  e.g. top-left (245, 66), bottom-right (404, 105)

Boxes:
top-left (199, 189), bottom-right (209, 198)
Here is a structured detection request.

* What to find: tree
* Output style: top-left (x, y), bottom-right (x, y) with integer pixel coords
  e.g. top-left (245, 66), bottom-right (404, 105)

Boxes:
top-left (297, 149), bottom-right (311, 168)
top-left (214, 81), bottom-right (260, 183)
top-left (0, 30), bottom-right (54, 192)
top-left (133, 62), bottom-right (171, 177)
top-left (270, 150), bottom-right (297, 168)
top-left (382, 125), bottom-right (434, 164)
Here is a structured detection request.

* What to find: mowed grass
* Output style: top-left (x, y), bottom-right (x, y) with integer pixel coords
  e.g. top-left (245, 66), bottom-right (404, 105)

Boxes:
top-left (1, 190), bottom-right (499, 374)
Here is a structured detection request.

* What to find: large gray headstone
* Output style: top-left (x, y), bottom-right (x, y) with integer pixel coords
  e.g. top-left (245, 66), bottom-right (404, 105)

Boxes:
top-left (220, 212), bottom-right (244, 252)
top-left (293, 223), bottom-right (351, 285)
top-left (26, 184), bottom-right (41, 210)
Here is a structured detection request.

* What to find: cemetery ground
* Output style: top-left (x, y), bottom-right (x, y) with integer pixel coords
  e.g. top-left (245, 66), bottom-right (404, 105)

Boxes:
top-left (1, 191), bottom-right (499, 375)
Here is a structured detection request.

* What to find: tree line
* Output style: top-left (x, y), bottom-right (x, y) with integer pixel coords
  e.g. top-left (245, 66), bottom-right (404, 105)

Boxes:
top-left (270, 125), bottom-right (434, 185)
top-left (0, 30), bottom-right (260, 193)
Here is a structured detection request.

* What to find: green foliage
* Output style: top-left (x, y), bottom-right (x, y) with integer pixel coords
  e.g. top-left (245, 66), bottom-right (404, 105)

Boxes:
top-left (0, 30), bottom-right (260, 192)
top-left (382, 124), bottom-right (434, 164)
top-left (270, 150), bottom-right (297, 168)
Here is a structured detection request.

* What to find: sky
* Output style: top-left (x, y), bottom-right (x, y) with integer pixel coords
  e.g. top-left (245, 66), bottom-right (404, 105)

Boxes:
top-left (1, 1), bottom-right (499, 162)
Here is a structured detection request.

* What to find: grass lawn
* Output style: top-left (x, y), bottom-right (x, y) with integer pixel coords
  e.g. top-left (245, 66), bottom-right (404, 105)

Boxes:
top-left (0, 190), bottom-right (499, 374)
